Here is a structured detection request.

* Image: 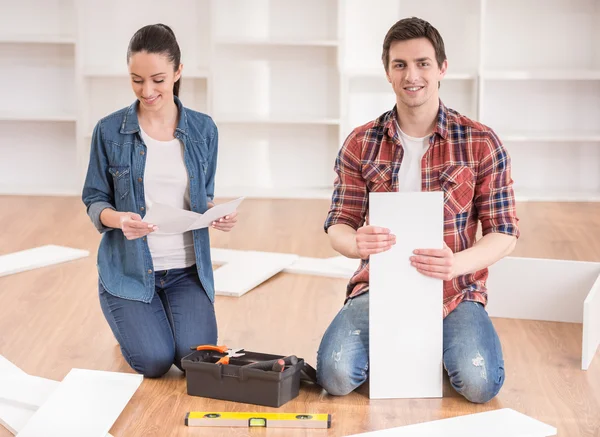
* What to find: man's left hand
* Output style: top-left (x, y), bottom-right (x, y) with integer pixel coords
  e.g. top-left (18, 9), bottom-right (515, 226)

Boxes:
top-left (410, 242), bottom-right (456, 281)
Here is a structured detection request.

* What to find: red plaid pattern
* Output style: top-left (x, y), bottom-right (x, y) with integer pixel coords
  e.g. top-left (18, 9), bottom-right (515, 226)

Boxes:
top-left (325, 102), bottom-right (520, 317)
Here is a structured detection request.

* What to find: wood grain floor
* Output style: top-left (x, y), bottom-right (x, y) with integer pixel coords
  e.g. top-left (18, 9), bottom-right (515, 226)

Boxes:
top-left (0, 196), bottom-right (599, 436)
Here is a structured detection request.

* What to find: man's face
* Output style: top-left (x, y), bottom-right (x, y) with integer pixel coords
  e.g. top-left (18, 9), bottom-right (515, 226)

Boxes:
top-left (385, 37), bottom-right (447, 110)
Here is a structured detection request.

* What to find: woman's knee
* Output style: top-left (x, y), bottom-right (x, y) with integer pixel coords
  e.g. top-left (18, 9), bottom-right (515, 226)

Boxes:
top-left (126, 349), bottom-right (174, 378)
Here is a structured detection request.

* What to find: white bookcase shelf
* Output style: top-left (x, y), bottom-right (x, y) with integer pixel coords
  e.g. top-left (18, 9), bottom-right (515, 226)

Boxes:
top-left (214, 39), bottom-right (338, 47)
top-left (483, 70), bottom-right (600, 81)
top-left (213, 115), bottom-right (340, 125)
top-left (0, 112), bottom-right (76, 122)
top-left (0, 34), bottom-right (75, 45)
top-left (1, 0), bottom-right (598, 202)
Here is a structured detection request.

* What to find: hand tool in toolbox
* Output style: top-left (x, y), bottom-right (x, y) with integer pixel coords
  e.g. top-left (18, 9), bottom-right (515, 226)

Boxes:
top-left (244, 355), bottom-right (298, 372)
top-left (189, 344), bottom-right (245, 365)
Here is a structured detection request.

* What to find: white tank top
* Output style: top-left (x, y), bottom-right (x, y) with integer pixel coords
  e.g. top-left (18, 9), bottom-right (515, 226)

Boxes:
top-left (140, 127), bottom-right (196, 271)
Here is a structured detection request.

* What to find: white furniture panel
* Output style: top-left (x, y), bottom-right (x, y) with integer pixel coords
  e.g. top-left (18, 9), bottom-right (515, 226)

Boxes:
top-left (212, 45), bottom-right (339, 120)
top-left (0, 245), bottom-right (89, 277)
top-left (212, 0), bottom-right (337, 43)
top-left (582, 275), bottom-right (600, 370)
top-left (0, 44), bottom-right (75, 118)
top-left (346, 408), bottom-right (556, 437)
top-left (77, 0), bottom-right (210, 73)
top-left (214, 124), bottom-right (338, 195)
top-left (0, 0), bottom-right (75, 42)
top-left (0, 122), bottom-right (78, 195)
top-left (213, 251), bottom-right (298, 297)
top-left (483, 0), bottom-right (599, 71)
top-left (369, 192), bottom-right (444, 399)
top-left (16, 369), bottom-right (142, 437)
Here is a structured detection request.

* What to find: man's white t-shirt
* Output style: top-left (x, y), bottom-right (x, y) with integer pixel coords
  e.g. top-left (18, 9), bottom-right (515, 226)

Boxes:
top-left (397, 125), bottom-right (431, 192)
top-left (140, 127), bottom-right (195, 271)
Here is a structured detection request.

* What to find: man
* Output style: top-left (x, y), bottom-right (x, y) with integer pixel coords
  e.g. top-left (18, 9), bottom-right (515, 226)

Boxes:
top-left (317, 17), bottom-right (519, 404)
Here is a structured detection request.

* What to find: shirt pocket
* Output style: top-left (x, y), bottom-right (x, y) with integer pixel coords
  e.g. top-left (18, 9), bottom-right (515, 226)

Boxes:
top-left (362, 162), bottom-right (393, 192)
top-left (439, 165), bottom-right (475, 215)
top-left (108, 165), bottom-right (131, 200)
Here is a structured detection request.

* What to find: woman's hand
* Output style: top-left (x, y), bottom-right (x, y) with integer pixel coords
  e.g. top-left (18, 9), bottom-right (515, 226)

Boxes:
top-left (119, 213), bottom-right (158, 240)
top-left (211, 211), bottom-right (238, 232)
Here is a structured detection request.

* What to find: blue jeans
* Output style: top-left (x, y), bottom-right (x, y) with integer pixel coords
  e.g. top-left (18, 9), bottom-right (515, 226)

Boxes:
top-left (316, 293), bottom-right (504, 403)
top-left (98, 265), bottom-right (218, 378)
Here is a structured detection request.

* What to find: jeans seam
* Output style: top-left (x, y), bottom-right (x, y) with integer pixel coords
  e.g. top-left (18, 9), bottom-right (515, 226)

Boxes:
top-left (100, 290), bottom-right (137, 370)
top-left (162, 290), bottom-right (178, 354)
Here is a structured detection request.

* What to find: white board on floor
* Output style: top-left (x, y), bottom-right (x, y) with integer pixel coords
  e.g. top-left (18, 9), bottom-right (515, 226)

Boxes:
top-left (487, 257), bottom-right (600, 323)
top-left (0, 373), bottom-right (58, 409)
top-left (211, 247), bottom-right (357, 279)
top-left (346, 408), bottom-right (556, 436)
top-left (0, 356), bottom-right (40, 435)
top-left (368, 192), bottom-right (444, 399)
top-left (213, 251), bottom-right (298, 297)
top-left (284, 256), bottom-right (355, 278)
top-left (0, 356), bottom-right (111, 437)
top-left (0, 245), bottom-right (89, 277)
top-left (582, 274), bottom-right (600, 370)
top-left (16, 369), bottom-right (141, 437)
top-left (327, 255), bottom-right (360, 273)
top-left (210, 247), bottom-right (243, 265)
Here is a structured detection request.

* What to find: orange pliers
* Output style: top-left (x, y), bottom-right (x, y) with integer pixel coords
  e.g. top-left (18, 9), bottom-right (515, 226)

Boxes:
top-left (190, 344), bottom-right (245, 365)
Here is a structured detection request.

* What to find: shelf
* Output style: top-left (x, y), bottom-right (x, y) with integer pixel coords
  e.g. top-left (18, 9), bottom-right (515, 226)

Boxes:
top-left (515, 190), bottom-right (600, 203)
top-left (83, 68), bottom-right (209, 79)
top-left (0, 112), bottom-right (76, 122)
top-left (0, 34), bottom-right (75, 45)
top-left (213, 115), bottom-right (340, 125)
top-left (501, 133), bottom-right (600, 143)
top-left (343, 68), bottom-right (476, 80)
top-left (483, 70), bottom-right (600, 81)
top-left (212, 0), bottom-right (337, 46)
top-left (215, 38), bottom-right (338, 47)
top-left (216, 186), bottom-right (333, 200)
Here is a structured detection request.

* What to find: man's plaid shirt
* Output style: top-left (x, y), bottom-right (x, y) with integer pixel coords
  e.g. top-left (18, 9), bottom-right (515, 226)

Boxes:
top-left (324, 101), bottom-right (520, 317)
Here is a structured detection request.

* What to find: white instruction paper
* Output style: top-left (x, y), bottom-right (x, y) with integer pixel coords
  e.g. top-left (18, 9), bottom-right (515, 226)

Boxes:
top-left (143, 197), bottom-right (244, 234)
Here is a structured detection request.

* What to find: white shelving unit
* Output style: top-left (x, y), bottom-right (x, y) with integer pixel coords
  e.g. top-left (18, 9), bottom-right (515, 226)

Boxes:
top-left (0, 0), bottom-right (598, 202)
top-left (479, 0), bottom-right (600, 202)
top-left (0, 0), bottom-right (77, 195)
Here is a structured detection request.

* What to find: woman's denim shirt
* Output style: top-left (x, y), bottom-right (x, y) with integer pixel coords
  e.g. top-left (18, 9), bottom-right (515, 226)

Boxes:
top-left (82, 96), bottom-right (218, 303)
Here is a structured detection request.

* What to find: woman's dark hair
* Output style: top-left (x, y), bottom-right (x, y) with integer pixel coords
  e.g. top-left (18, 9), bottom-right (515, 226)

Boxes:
top-left (127, 24), bottom-right (182, 97)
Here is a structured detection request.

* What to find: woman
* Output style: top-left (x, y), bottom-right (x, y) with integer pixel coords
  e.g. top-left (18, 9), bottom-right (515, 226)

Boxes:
top-left (82, 24), bottom-right (237, 378)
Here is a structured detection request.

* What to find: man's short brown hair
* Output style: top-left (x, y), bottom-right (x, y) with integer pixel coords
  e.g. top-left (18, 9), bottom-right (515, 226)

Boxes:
top-left (382, 17), bottom-right (447, 71)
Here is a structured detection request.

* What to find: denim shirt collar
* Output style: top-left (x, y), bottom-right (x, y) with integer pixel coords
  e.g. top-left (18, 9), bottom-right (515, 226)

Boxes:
top-left (119, 95), bottom-right (189, 136)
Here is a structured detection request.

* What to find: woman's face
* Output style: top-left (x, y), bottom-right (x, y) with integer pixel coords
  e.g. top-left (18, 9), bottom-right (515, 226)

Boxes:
top-left (128, 51), bottom-right (182, 112)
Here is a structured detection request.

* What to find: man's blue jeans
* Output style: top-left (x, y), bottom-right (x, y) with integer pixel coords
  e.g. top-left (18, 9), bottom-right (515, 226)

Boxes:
top-left (98, 265), bottom-right (217, 378)
top-left (316, 293), bottom-right (504, 403)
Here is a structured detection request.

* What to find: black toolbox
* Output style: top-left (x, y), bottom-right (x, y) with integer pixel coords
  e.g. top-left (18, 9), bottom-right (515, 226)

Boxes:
top-left (181, 350), bottom-right (308, 407)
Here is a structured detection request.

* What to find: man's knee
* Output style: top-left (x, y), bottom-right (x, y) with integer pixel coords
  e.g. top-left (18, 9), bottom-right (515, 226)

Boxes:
top-left (449, 358), bottom-right (504, 404)
top-left (316, 347), bottom-right (368, 396)
top-left (317, 360), bottom-right (365, 396)
top-left (460, 375), bottom-right (503, 404)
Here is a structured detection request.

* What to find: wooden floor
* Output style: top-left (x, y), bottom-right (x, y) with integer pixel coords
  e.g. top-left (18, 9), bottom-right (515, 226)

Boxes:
top-left (0, 196), bottom-right (599, 436)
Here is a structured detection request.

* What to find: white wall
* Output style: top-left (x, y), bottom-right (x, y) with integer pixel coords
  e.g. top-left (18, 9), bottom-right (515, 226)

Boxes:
top-left (0, 0), bottom-right (598, 201)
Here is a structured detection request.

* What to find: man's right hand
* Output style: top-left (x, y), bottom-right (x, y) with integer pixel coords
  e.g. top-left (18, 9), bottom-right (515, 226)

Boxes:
top-left (355, 225), bottom-right (396, 259)
top-left (119, 213), bottom-right (158, 240)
